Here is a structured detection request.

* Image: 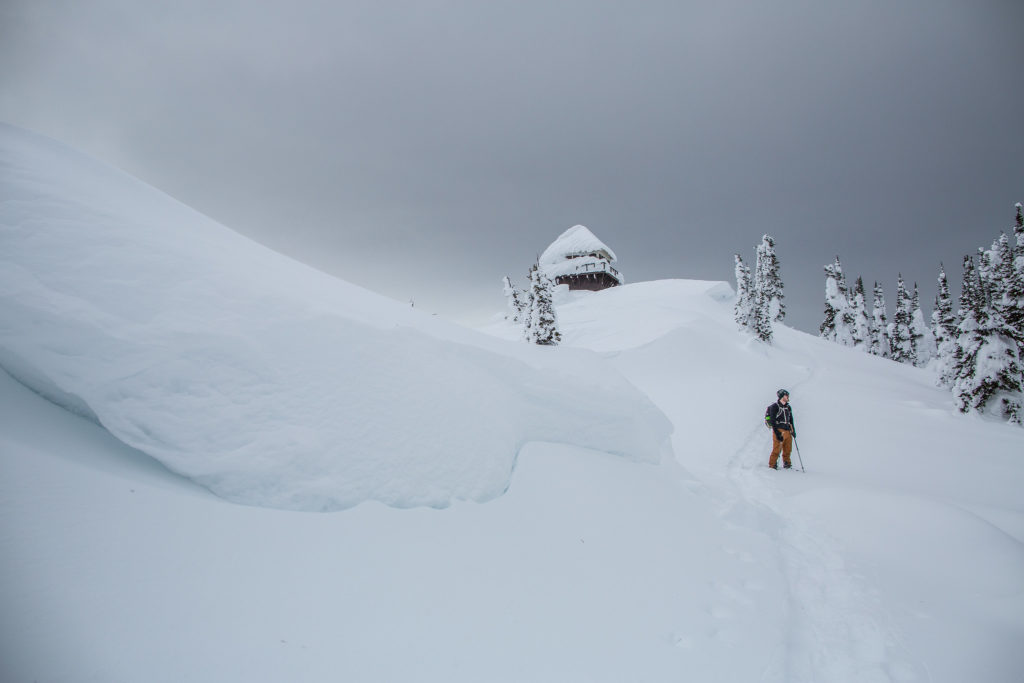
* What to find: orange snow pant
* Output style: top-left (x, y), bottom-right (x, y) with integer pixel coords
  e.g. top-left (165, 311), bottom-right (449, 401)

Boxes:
top-left (769, 429), bottom-right (793, 468)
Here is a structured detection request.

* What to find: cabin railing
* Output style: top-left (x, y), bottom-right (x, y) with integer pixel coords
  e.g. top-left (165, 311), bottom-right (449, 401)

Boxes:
top-left (568, 260), bottom-right (620, 279)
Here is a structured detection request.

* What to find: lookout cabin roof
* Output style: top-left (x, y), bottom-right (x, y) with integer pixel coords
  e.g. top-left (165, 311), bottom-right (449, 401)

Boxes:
top-left (538, 225), bottom-right (622, 288)
top-left (540, 225), bottom-right (617, 267)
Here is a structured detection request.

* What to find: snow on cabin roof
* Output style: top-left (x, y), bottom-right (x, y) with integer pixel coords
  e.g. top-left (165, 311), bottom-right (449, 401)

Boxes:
top-left (539, 225), bottom-right (617, 266)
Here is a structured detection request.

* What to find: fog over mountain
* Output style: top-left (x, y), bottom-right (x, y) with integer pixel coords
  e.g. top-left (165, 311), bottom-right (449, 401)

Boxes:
top-left (2, 1), bottom-right (1022, 330)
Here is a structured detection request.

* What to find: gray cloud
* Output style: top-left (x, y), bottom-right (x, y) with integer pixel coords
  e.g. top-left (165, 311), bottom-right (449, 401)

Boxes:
top-left (2, 0), bottom-right (1022, 329)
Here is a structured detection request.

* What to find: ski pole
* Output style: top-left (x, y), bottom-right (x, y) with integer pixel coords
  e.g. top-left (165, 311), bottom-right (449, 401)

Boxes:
top-left (793, 435), bottom-right (805, 472)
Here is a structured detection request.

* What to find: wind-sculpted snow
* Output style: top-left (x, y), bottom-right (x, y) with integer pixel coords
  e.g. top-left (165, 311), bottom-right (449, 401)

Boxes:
top-left (0, 124), bottom-right (671, 511)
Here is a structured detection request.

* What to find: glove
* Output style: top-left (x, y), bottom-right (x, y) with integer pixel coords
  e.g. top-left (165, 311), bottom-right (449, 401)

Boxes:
top-left (791, 430), bottom-right (797, 439)
top-left (774, 430), bottom-right (783, 442)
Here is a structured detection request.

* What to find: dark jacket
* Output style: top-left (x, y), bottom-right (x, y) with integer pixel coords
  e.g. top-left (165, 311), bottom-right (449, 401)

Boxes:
top-left (765, 401), bottom-right (795, 439)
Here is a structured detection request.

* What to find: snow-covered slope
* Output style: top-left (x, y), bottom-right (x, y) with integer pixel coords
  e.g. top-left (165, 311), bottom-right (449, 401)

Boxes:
top-left (553, 283), bottom-right (1024, 682)
top-left (2, 125), bottom-right (1023, 681)
top-left (0, 123), bottom-right (670, 511)
top-left (1, 366), bottom-right (773, 682)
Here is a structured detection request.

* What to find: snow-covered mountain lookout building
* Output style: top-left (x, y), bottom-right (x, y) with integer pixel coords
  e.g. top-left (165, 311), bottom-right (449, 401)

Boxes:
top-left (539, 225), bottom-right (623, 292)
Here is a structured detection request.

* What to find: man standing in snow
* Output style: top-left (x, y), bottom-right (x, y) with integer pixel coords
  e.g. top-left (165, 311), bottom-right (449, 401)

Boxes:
top-left (765, 389), bottom-right (796, 469)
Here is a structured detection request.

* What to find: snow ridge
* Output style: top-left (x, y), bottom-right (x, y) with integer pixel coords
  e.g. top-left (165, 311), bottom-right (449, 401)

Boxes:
top-left (0, 123), bottom-right (671, 511)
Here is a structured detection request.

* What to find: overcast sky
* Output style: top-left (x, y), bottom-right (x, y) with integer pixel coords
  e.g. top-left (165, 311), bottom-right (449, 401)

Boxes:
top-left (2, 0), bottom-right (1022, 331)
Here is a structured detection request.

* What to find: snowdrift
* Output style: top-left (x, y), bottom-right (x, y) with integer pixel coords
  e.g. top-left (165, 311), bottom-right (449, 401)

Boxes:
top-left (0, 124), bottom-right (671, 511)
top-left (3, 160), bottom-right (1023, 680)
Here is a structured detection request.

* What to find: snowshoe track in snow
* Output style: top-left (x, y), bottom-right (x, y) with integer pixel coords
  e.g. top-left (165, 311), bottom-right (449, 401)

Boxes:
top-left (725, 362), bottom-right (927, 682)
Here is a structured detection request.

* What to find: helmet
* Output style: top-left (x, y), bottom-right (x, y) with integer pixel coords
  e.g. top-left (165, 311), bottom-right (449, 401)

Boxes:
top-left (777, 389), bottom-right (790, 400)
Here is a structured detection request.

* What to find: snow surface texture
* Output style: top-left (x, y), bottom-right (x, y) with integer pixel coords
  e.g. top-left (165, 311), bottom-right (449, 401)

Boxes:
top-left (3, 125), bottom-right (1024, 682)
top-left (6, 280), bottom-right (1024, 682)
top-left (488, 283), bottom-right (1024, 683)
top-left (0, 124), bottom-right (670, 511)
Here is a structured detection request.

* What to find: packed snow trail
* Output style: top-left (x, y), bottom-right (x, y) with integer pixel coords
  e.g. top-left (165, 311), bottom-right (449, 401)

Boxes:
top-left (551, 282), bottom-right (1024, 682)
top-left (609, 306), bottom-right (922, 682)
top-left (724, 368), bottom-right (926, 683)
top-left (553, 283), bottom-right (913, 680)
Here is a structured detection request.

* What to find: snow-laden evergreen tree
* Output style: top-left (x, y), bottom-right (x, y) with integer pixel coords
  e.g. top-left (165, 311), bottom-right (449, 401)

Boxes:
top-left (819, 262), bottom-right (839, 341)
top-left (993, 232), bottom-right (1024, 389)
top-left (977, 230), bottom-right (1024, 382)
top-left (755, 234), bottom-right (785, 322)
top-left (1013, 201), bottom-right (1024, 281)
top-left (851, 276), bottom-right (871, 351)
top-left (991, 233), bottom-right (1017, 322)
top-left (750, 239), bottom-right (775, 343)
top-left (869, 282), bottom-right (890, 357)
top-left (910, 283), bottom-right (935, 366)
top-left (733, 254), bottom-right (754, 332)
top-left (976, 243), bottom-right (998, 310)
top-left (889, 275), bottom-right (915, 364)
top-left (524, 263), bottom-right (561, 346)
top-left (1002, 207), bottom-right (1024, 376)
top-left (933, 264), bottom-right (960, 386)
top-left (837, 262), bottom-right (857, 343)
top-left (820, 257), bottom-right (854, 346)
top-left (738, 234), bottom-right (786, 343)
top-left (521, 266), bottom-right (538, 342)
top-left (502, 275), bottom-right (527, 326)
top-left (952, 255), bottom-right (1023, 423)
top-left (751, 289), bottom-right (773, 343)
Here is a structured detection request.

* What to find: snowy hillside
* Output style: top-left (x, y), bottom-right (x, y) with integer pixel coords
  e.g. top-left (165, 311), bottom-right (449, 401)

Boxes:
top-left (554, 283), bottom-right (1024, 681)
top-left (0, 123), bottom-right (669, 511)
top-left (2, 125), bottom-right (1023, 682)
